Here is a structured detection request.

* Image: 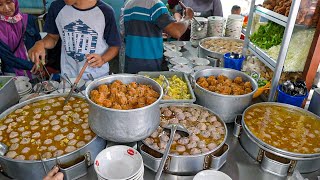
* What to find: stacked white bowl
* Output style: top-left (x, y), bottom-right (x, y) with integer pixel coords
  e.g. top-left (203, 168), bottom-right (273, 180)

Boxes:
top-left (207, 16), bottom-right (225, 37)
top-left (94, 145), bottom-right (144, 180)
top-left (193, 170), bottom-right (232, 180)
top-left (190, 17), bottom-right (208, 47)
top-left (225, 15), bottom-right (244, 39)
top-left (14, 76), bottom-right (32, 98)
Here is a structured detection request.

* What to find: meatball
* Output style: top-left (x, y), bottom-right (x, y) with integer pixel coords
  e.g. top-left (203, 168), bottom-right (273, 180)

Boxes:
top-left (150, 131), bottom-right (159, 138)
top-left (145, 138), bottom-right (154, 146)
top-left (169, 118), bottom-right (179, 124)
top-left (10, 138), bottom-right (19, 144)
top-left (50, 120), bottom-right (60, 126)
top-left (52, 125), bottom-right (61, 131)
top-left (186, 141), bottom-right (197, 149)
top-left (189, 134), bottom-right (200, 142)
top-left (188, 127), bottom-right (200, 135)
top-left (83, 129), bottom-right (91, 135)
top-left (9, 131), bottom-right (18, 138)
top-left (178, 137), bottom-right (190, 145)
top-left (21, 131), bottom-right (31, 137)
top-left (213, 121), bottom-right (222, 128)
top-left (52, 102), bottom-right (61, 107)
top-left (54, 134), bottom-right (65, 141)
top-left (176, 112), bottom-right (185, 120)
top-left (44, 139), bottom-right (53, 145)
top-left (21, 147), bottom-right (31, 154)
top-left (20, 138), bottom-right (31, 144)
top-left (43, 106), bottom-right (51, 111)
top-left (163, 110), bottom-right (172, 117)
top-left (33, 114), bottom-right (41, 119)
top-left (9, 143), bottom-right (19, 151)
top-left (31, 126), bottom-right (40, 131)
top-left (15, 155), bottom-right (26, 160)
top-left (208, 143), bottom-right (217, 150)
top-left (200, 131), bottom-right (210, 138)
top-left (56, 111), bottom-right (64, 116)
top-left (183, 112), bottom-right (192, 118)
top-left (49, 115), bottom-right (58, 121)
top-left (60, 127), bottom-right (69, 133)
top-left (76, 141), bottom-right (85, 148)
top-left (33, 108), bottom-right (41, 114)
top-left (32, 132), bottom-right (41, 139)
top-left (42, 152), bottom-right (52, 159)
top-left (38, 146), bottom-right (47, 152)
top-left (6, 151), bottom-right (17, 158)
top-left (176, 145), bottom-right (186, 153)
top-left (29, 155), bottom-right (38, 160)
top-left (63, 105), bottom-right (72, 111)
top-left (82, 108), bottom-right (89, 113)
top-left (211, 132), bottom-right (221, 140)
top-left (47, 99), bottom-right (56, 104)
top-left (159, 141), bottom-right (167, 149)
top-left (173, 133), bottom-right (181, 141)
top-left (160, 134), bottom-right (169, 142)
top-left (67, 133), bottom-right (75, 140)
top-left (207, 116), bottom-right (217, 122)
top-left (84, 135), bottom-right (92, 141)
top-left (4, 118), bottom-right (13, 124)
top-left (48, 146), bottom-right (58, 152)
top-left (196, 123), bottom-right (207, 131)
top-left (15, 109), bottom-right (23, 114)
top-left (60, 115), bottom-right (68, 121)
top-left (201, 148), bottom-right (210, 153)
top-left (197, 141), bottom-right (206, 149)
top-left (190, 148), bottom-right (201, 155)
top-left (81, 123), bottom-right (89, 129)
top-left (40, 119), bottom-right (50, 126)
top-left (0, 125), bottom-right (7, 131)
top-left (68, 139), bottom-right (78, 146)
top-left (53, 150), bottom-right (64, 157)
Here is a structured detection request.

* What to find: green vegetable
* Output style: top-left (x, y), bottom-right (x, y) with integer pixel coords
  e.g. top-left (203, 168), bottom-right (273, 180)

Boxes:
top-left (0, 83), bottom-right (3, 89)
top-left (250, 22), bottom-right (285, 50)
top-left (257, 79), bottom-right (268, 87)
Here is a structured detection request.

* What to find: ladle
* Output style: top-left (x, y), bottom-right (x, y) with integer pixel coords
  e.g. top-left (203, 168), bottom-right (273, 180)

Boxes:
top-left (154, 124), bottom-right (189, 180)
top-left (178, 1), bottom-right (204, 31)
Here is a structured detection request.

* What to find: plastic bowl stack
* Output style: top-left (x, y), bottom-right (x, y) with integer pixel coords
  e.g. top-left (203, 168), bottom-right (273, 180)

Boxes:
top-left (225, 15), bottom-right (244, 39)
top-left (94, 145), bottom-right (144, 180)
top-left (207, 16), bottom-right (225, 37)
top-left (14, 76), bottom-right (32, 98)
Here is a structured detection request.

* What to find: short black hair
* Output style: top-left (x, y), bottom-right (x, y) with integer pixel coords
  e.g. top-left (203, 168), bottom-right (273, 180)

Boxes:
top-left (231, 5), bottom-right (241, 12)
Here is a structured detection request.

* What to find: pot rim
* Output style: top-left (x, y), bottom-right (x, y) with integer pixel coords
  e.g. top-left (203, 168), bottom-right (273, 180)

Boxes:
top-left (242, 102), bottom-right (320, 159)
top-left (194, 68), bottom-right (258, 98)
top-left (85, 74), bottom-right (163, 112)
top-left (198, 37), bottom-right (244, 54)
top-left (0, 93), bottom-right (100, 163)
top-left (142, 103), bottom-right (228, 158)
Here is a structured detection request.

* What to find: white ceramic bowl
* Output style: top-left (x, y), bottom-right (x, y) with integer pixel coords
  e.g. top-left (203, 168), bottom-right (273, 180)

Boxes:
top-left (94, 145), bottom-right (143, 180)
top-left (13, 76), bottom-right (30, 82)
top-left (169, 41), bottom-right (186, 47)
top-left (164, 51), bottom-right (182, 58)
top-left (15, 81), bottom-right (32, 93)
top-left (170, 57), bottom-right (189, 65)
top-left (190, 57), bottom-right (210, 66)
top-left (193, 170), bottom-right (232, 180)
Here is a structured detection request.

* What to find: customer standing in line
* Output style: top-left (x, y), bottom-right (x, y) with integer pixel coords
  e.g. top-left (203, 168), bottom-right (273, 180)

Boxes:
top-left (28, 0), bottom-right (121, 80)
top-left (122, 0), bottom-right (194, 73)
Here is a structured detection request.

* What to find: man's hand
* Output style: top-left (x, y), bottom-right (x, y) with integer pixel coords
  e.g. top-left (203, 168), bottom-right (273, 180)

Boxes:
top-left (87, 54), bottom-right (105, 68)
top-left (28, 41), bottom-right (46, 73)
top-left (184, 7), bottom-right (194, 20)
top-left (43, 166), bottom-right (63, 180)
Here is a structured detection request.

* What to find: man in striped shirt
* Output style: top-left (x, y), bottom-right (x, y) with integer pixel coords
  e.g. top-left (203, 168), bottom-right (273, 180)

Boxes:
top-left (122, 0), bottom-right (194, 73)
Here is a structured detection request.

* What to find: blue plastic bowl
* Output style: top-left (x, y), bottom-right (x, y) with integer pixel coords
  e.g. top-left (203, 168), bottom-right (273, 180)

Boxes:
top-left (277, 85), bottom-right (308, 107)
top-left (223, 53), bottom-right (245, 71)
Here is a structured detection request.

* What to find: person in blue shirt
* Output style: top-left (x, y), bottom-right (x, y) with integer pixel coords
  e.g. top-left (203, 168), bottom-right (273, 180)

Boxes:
top-left (28, 0), bottom-right (121, 80)
top-left (122, 0), bottom-right (194, 74)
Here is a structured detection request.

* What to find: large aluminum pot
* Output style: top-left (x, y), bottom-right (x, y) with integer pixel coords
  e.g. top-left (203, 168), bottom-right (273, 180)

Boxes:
top-left (240, 102), bottom-right (320, 176)
top-left (0, 76), bottom-right (19, 113)
top-left (140, 103), bottom-right (229, 175)
top-left (86, 74), bottom-right (163, 143)
top-left (0, 94), bottom-right (107, 180)
top-left (193, 68), bottom-right (258, 123)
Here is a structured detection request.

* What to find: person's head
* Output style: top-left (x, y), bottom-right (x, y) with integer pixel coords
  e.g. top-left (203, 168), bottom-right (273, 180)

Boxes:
top-left (231, 5), bottom-right (241, 15)
top-left (0, 0), bottom-right (16, 17)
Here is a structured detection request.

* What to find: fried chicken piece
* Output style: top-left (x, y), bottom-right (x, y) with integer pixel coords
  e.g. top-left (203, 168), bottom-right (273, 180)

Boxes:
top-left (136, 86), bottom-right (147, 97)
top-left (146, 89), bottom-right (159, 98)
top-left (223, 79), bottom-right (232, 87)
top-left (112, 103), bottom-right (122, 110)
top-left (121, 104), bottom-right (132, 110)
top-left (244, 82), bottom-right (252, 89)
top-left (198, 80), bottom-right (209, 89)
top-left (217, 75), bottom-right (228, 84)
top-left (136, 103), bottom-right (146, 108)
top-left (208, 86), bottom-right (216, 92)
top-left (110, 87), bottom-right (119, 94)
top-left (128, 82), bottom-right (138, 89)
top-left (90, 90), bottom-right (106, 105)
top-left (245, 88), bottom-right (253, 94)
top-left (117, 93), bottom-right (128, 105)
top-left (146, 97), bottom-right (157, 105)
top-left (98, 84), bottom-right (110, 96)
top-left (207, 78), bottom-right (218, 86)
top-left (207, 76), bottom-right (216, 82)
top-left (102, 99), bottom-right (112, 108)
top-left (197, 77), bottom-right (207, 84)
top-left (233, 77), bottom-right (243, 84)
top-left (220, 86), bottom-right (232, 95)
top-left (128, 96), bottom-right (138, 106)
top-left (137, 97), bottom-right (146, 104)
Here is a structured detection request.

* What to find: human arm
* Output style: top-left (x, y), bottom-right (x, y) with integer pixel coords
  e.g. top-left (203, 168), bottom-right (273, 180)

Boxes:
top-left (43, 166), bottom-right (63, 180)
top-left (163, 7), bottom-right (194, 39)
top-left (174, 12), bottom-right (182, 22)
top-left (86, 46), bottom-right (120, 68)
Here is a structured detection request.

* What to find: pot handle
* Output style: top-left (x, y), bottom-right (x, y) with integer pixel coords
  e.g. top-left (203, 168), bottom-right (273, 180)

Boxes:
top-left (138, 144), bottom-right (169, 172)
top-left (260, 151), bottom-right (296, 177)
top-left (205, 56), bottom-right (219, 67)
top-left (58, 152), bottom-right (91, 180)
top-left (233, 114), bottom-right (243, 137)
top-left (204, 143), bottom-right (229, 170)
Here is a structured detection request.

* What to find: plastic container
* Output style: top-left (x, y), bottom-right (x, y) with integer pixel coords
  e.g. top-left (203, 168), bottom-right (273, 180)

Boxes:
top-left (223, 53), bottom-right (245, 71)
top-left (277, 85), bottom-right (308, 107)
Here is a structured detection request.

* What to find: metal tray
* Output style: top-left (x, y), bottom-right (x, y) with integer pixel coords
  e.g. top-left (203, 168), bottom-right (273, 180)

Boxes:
top-left (138, 71), bottom-right (196, 104)
top-left (0, 76), bottom-right (19, 113)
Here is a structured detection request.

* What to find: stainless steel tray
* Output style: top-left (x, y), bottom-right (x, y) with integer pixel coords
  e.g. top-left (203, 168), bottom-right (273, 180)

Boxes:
top-left (0, 76), bottom-right (19, 113)
top-left (138, 71), bottom-right (196, 104)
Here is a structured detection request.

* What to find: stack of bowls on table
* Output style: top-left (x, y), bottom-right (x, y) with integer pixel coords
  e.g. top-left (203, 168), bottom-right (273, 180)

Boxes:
top-left (14, 77), bottom-right (32, 98)
top-left (94, 146), bottom-right (144, 180)
top-left (168, 57), bottom-right (194, 75)
top-left (190, 17), bottom-right (208, 47)
top-left (225, 15), bottom-right (244, 39)
top-left (207, 16), bottom-right (225, 37)
top-left (193, 170), bottom-right (232, 180)
top-left (33, 81), bottom-right (60, 94)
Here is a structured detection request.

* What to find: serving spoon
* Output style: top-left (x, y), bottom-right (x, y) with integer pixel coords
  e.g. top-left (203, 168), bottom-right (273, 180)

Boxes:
top-left (178, 1), bottom-right (204, 32)
top-left (155, 124), bottom-right (189, 180)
